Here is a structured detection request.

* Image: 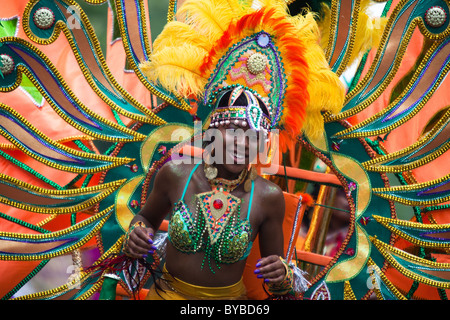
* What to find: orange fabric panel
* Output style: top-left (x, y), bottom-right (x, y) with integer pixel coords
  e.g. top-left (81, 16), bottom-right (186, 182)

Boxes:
top-left (295, 250), bottom-right (332, 267)
top-left (385, 266), bottom-right (450, 300)
top-left (261, 165), bottom-right (342, 186)
top-left (0, 260), bottom-right (42, 298)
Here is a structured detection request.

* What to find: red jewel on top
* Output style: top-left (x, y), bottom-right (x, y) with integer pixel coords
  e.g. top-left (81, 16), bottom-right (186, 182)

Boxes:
top-left (213, 199), bottom-right (223, 210)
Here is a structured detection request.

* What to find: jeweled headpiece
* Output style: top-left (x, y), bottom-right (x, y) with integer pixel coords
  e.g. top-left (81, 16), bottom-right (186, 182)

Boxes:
top-left (140, 0), bottom-right (345, 148)
top-left (209, 85), bottom-right (271, 132)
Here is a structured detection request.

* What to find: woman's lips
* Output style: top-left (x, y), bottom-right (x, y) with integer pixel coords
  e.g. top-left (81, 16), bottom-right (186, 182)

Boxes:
top-left (226, 148), bottom-right (248, 163)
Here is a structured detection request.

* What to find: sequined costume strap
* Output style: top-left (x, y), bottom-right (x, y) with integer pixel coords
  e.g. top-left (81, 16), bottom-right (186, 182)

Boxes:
top-left (246, 180), bottom-right (254, 220)
top-left (181, 162), bottom-right (202, 200)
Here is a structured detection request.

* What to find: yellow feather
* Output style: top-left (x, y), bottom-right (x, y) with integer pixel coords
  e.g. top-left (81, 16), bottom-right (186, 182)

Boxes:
top-left (291, 12), bottom-right (345, 139)
top-left (318, 1), bottom-right (387, 65)
top-left (348, 0), bottom-right (387, 65)
top-left (318, 3), bottom-right (331, 51)
top-left (152, 21), bottom-right (210, 52)
top-left (303, 71), bottom-right (346, 138)
top-left (143, 0), bottom-right (345, 139)
top-left (177, 0), bottom-right (250, 43)
top-left (140, 44), bottom-right (208, 98)
top-left (251, 0), bottom-right (288, 11)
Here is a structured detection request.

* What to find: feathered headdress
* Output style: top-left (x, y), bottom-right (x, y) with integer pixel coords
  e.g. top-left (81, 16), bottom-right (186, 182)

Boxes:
top-left (140, 0), bottom-right (345, 149)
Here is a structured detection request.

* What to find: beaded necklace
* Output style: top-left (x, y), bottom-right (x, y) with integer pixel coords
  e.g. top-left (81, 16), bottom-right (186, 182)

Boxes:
top-left (208, 167), bottom-right (248, 193)
top-left (169, 163), bottom-right (254, 273)
top-left (196, 168), bottom-right (247, 244)
top-left (195, 166), bottom-right (248, 272)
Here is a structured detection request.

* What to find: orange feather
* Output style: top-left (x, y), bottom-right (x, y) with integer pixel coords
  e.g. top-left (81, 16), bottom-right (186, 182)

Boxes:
top-left (200, 7), bottom-right (310, 151)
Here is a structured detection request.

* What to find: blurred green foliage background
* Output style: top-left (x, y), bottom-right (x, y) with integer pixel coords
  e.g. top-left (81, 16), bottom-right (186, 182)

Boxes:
top-left (78, 0), bottom-right (169, 53)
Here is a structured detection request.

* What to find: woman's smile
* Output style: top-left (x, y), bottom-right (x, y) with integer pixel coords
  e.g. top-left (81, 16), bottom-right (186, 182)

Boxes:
top-left (226, 145), bottom-right (248, 164)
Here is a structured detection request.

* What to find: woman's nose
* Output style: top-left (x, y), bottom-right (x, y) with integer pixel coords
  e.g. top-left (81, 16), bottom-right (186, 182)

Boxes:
top-left (234, 132), bottom-right (248, 148)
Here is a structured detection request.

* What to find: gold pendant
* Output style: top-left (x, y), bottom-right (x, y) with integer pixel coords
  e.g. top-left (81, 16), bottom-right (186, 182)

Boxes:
top-left (244, 166), bottom-right (257, 192)
top-left (244, 179), bottom-right (252, 193)
top-left (195, 191), bottom-right (241, 244)
top-left (204, 165), bottom-right (218, 180)
top-left (209, 191), bottom-right (228, 220)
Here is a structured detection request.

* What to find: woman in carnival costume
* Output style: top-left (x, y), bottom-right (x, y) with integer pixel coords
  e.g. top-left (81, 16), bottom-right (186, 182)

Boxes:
top-left (123, 0), bottom-right (345, 300)
top-left (3, 0), bottom-right (450, 301)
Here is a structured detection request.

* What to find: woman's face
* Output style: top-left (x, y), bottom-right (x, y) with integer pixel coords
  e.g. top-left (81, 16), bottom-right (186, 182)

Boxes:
top-left (213, 123), bottom-right (260, 176)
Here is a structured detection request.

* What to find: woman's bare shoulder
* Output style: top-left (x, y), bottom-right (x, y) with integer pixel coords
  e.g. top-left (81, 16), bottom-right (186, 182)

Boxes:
top-left (150, 161), bottom-right (200, 199)
top-left (254, 176), bottom-right (285, 208)
top-left (255, 175), bottom-right (283, 195)
top-left (157, 160), bottom-right (199, 182)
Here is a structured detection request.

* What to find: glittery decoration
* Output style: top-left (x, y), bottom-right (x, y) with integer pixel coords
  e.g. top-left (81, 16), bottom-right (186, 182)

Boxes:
top-left (7, 0), bottom-right (450, 302)
top-left (0, 207), bottom-right (113, 261)
top-left (209, 191), bottom-right (228, 220)
top-left (157, 145), bottom-right (167, 155)
top-left (203, 31), bottom-right (287, 129)
top-left (167, 165), bottom-right (252, 273)
top-left (33, 7), bottom-right (55, 29)
top-left (130, 200), bottom-right (140, 209)
top-left (246, 103), bottom-right (263, 130)
top-left (247, 52), bottom-right (267, 75)
top-left (209, 86), bottom-right (271, 131)
top-left (344, 248), bottom-right (355, 256)
top-left (204, 164), bottom-right (218, 180)
top-left (197, 190), bottom-right (241, 243)
top-left (360, 217), bottom-right (370, 226)
top-left (348, 182), bottom-right (357, 192)
top-left (0, 54), bottom-right (14, 75)
top-left (331, 141), bottom-right (341, 151)
top-left (267, 257), bottom-right (295, 296)
top-left (168, 194), bottom-right (252, 273)
top-left (311, 281), bottom-right (331, 300)
top-left (347, 181), bottom-right (357, 196)
top-left (425, 6), bottom-right (447, 28)
top-left (125, 164), bottom-right (139, 172)
top-left (213, 198), bottom-right (223, 210)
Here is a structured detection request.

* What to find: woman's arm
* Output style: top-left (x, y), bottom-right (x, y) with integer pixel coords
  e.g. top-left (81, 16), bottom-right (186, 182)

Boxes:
top-left (254, 183), bottom-right (287, 284)
top-left (123, 162), bottom-right (176, 258)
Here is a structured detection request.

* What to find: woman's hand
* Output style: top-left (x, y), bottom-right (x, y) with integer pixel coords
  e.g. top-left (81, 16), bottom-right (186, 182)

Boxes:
top-left (124, 224), bottom-right (157, 259)
top-left (254, 255), bottom-right (286, 284)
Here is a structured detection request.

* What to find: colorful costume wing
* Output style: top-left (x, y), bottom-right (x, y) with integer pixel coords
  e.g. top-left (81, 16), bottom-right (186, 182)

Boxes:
top-left (297, 0), bottom-right (450, 300)
top-left (0, 0), bottom-right (449, 300)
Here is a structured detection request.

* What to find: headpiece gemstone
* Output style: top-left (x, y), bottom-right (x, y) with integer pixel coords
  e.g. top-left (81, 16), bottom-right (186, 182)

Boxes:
top-left (256, 33), bottom-right (270, 47)
top-left (247, 52), bottom-right (267, 75)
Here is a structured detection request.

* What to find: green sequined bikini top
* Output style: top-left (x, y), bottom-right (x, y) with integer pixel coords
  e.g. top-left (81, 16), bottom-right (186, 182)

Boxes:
top-left (168, 162), bottom-right (254, 272)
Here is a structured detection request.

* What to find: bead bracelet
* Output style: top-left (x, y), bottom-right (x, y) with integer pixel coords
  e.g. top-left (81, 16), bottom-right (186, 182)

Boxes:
top-left (122, 221), bottom-right (147, 256)
top-left (267, 257), bottom-right (295, 296)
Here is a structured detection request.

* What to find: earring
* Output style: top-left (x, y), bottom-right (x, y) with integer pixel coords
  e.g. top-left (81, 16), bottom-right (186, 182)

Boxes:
top-left (204, 163), bottom-right (218, 180)
top-left (244, 166), bottom-right (258, 192)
